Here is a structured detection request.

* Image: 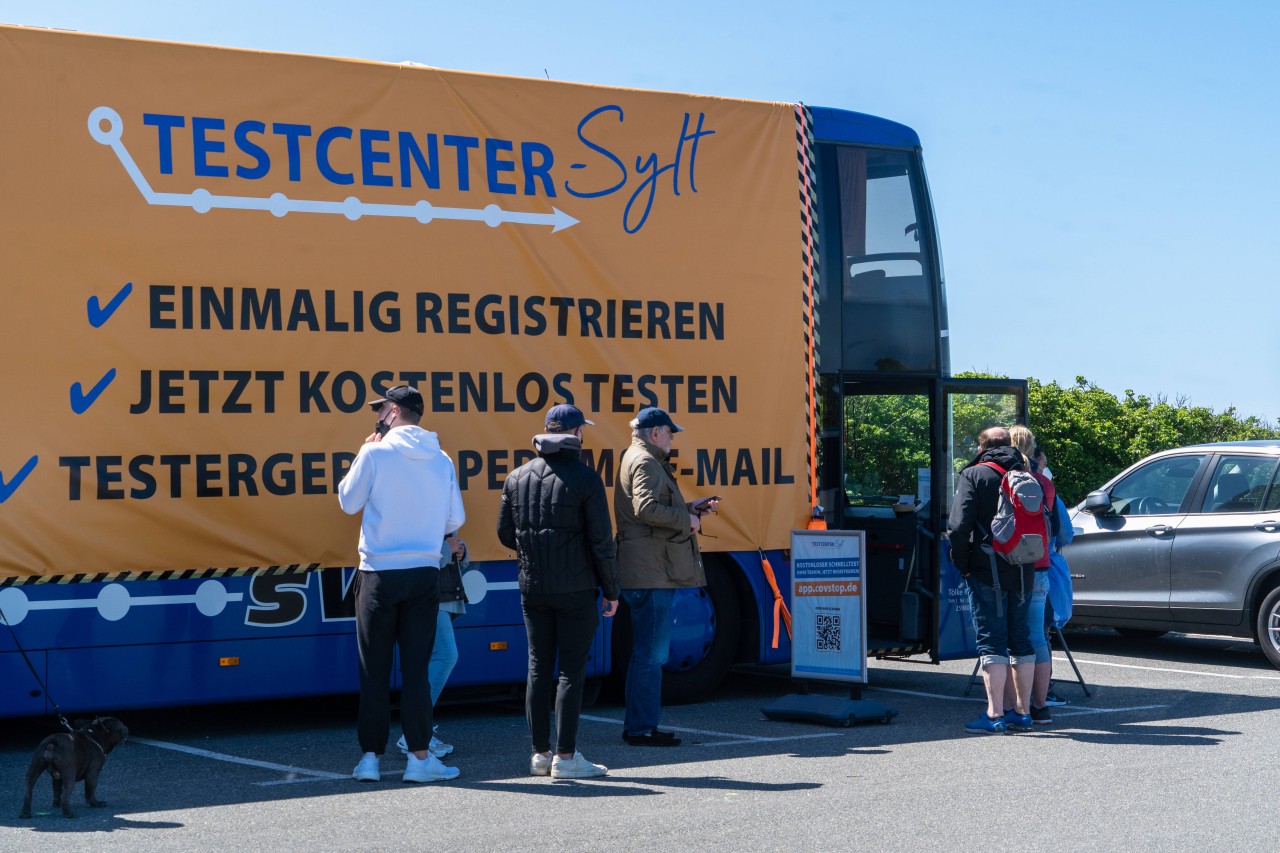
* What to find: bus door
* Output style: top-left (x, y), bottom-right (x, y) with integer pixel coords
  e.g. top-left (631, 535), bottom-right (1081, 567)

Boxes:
top-left (840, 379), bottom-right (934, 654)
top-left (931, 379), bottom-right (1028, 660)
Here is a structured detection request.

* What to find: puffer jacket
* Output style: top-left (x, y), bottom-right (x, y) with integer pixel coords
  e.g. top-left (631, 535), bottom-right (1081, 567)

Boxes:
top-left (946, 444), bottom-right (1035, 592)
top-left (497, 433), bottom-right (619, 600)
top-left (613, 435), bottom-right (705, 589)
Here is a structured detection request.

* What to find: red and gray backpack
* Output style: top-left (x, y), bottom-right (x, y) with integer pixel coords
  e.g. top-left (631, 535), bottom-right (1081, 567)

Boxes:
top-left (979, 462), bottom-right (1048, 566)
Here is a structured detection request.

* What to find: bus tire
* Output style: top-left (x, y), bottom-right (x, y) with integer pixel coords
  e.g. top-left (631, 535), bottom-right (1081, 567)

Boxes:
top-left (606, 559), bottom-right (742, 706)
top-left (661, 560), bottom-right (742, 705)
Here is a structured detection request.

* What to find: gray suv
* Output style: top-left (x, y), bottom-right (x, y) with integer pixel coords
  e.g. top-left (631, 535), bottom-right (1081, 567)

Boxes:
top-left (1065, 440), bottom-right (1280, 668)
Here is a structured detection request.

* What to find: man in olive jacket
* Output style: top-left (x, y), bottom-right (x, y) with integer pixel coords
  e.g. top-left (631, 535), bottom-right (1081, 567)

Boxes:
top-left (498, 404), bottom-right (619, 778)
top-left (614, 407), bottom-right (715, 747)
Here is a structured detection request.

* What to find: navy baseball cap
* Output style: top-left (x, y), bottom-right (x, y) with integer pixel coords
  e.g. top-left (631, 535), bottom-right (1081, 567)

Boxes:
top-left (632, 407), bottom-right (683, 433)
top-left (368, 385), bottom-right (425, 416)
top-left (545, 403), bottom-right (593, 430)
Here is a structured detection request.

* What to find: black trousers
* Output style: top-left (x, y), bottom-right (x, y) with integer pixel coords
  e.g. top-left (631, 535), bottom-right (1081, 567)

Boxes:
top-left (354, 566), bottom-right (439, 755)
top-left (522, 589), bottom-right (599, 755)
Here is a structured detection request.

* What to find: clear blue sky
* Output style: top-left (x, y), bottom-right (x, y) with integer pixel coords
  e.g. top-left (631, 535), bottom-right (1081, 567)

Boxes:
top-left (7, 1), bottom-right (1277, 422)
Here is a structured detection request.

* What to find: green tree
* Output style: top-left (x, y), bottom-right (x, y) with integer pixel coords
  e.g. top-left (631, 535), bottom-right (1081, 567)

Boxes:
top-left (1029, 377), bottom-right (1279, 504)
top-left (838, 373), bottom-right (1277, 510)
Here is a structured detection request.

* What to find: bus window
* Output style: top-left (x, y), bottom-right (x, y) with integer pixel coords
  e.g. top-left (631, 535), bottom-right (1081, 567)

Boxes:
top-left (835, 147), bottom-right (938, 373)
top-left (942, 388), bottom-right (1024, 513)
top-left (843, 391), bottom-right (930, 518)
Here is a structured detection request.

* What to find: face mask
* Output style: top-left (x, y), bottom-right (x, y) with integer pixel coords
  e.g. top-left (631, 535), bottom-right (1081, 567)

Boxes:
top-left (374, 407), bottom-right (394, 437)
top-left (1041, 466), bottom-right (1053, 481)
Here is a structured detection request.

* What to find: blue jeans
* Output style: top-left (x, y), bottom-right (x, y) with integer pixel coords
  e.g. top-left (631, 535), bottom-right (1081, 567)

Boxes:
top-left (428, 611), bottom-right (458, 708)
top-left (621, 587), bottom-right (674, 736)
top-left (1027, 571), bottom-right (1050, 664)
top-left (965, 575), bottom-right (1033, 668)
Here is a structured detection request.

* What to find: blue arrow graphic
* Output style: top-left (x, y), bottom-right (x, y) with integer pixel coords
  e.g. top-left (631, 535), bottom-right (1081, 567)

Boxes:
top-left (87, 282), bottom-right (133, 327)
top-left (0, 456), bottom-right (38, 503)
top-left (71, 368), bottom-right (117, 414)
top-left (89, 107), bottom-right (580, 233)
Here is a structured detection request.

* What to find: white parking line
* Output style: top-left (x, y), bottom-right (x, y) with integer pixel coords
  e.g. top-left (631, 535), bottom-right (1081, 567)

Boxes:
top-left (1054, 654), bottom-right (1280, 681)
top-left (578, 713), bottom-right (843, 746)
top-left (131, 736), bottom-right (348, 784)
top-left (870, 687), bottom-right (983, 703)
top-left (701, 733), bottom-right (845, 747)
top-left (1052, 704), bottom-right (1170, 716)
top-left (867, 686), bottom-right (1170, 718)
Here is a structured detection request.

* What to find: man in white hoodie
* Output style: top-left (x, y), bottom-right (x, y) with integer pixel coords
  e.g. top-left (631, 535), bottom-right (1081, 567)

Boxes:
top-left (338, 385), bottom-right (466, 784)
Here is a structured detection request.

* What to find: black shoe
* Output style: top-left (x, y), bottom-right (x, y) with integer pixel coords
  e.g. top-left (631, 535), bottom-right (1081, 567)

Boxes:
top-left (622, 730), bottom-right (682, 746)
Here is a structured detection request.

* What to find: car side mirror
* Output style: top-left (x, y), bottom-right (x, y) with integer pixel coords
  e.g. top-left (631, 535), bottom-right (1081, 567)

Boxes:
top-left (1082, 490), bottom-right (1113, 516)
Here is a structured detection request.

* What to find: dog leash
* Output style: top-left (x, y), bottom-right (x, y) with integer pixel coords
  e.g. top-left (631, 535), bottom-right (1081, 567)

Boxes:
top-left (0, 607), bottom-right (74, 733)
top-left (79, 729), bottom-right (105, 756)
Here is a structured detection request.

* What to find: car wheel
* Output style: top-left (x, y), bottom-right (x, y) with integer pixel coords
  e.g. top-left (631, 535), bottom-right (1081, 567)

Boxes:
top-left (1114, 627), bottom-right (1169, 639)
top-left (1255, 586), bottom-right (1280, 670)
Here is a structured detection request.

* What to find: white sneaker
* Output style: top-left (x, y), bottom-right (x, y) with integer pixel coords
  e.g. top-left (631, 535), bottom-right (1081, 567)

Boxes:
top-left (403, 753), bottom-right (460, 783)
top-left (551, 752), bottom-right (608, 779)
top-left (397, 733), bottom-right (454, 758)
top-left (352, 752), bottom-right (380, 782)
top-left (530, 752), bottom-right (553, 777)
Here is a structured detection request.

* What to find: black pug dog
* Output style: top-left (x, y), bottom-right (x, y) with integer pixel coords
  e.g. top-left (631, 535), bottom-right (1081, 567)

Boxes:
top-left (19, 717), bottom-right (129, 819)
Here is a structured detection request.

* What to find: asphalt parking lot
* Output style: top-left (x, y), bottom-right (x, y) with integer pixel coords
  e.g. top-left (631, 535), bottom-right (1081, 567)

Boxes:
top-left (4, 628), bottom-right (1280, 852)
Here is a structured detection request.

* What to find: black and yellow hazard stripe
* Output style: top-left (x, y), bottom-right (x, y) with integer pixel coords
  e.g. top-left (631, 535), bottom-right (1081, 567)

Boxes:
top-left (794, 104), bottom-right (822, 510)
top-left (0, 563), bottom-right (323, 588)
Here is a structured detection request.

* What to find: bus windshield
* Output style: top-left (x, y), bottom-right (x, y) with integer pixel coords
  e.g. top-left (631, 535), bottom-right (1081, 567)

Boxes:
top-left (834, 147), bottom-right (939, 374)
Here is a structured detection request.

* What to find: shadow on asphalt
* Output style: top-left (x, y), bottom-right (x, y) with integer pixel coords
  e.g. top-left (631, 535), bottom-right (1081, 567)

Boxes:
top-left (473, 774), bottom-right (820, 798)
top-left (2, 629), bottom-right (1277, 825)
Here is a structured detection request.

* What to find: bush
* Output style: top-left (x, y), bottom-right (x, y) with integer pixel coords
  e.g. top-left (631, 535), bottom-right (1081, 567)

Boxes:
top-left (1028, 376), bottom-right (1279, 504)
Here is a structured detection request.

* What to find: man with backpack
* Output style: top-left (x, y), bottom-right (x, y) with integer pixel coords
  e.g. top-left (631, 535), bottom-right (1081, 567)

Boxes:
top-left (947, 426), bottom-right (1044, 734)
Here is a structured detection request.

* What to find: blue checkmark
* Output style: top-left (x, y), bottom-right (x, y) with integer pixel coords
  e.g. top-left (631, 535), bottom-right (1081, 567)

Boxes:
top-left (87, 282), bottom-right (133, 328)
top-left (71, 368), bottom-right (117, 414)
top-left (0, 455), bottom-right (38, 503)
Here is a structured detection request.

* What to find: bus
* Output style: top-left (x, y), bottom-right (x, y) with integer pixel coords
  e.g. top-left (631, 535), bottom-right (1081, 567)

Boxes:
top-left (0, 24), bottom-right (1025, 717)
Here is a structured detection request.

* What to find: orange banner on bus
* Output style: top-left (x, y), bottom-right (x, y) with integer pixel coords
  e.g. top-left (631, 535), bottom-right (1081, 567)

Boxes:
top-left (0, 26), bottom-right (810, 578)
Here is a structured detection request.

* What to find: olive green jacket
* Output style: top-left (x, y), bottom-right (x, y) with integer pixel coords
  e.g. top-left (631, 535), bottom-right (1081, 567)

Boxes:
top-left (613, 435), bottom-right (705, 589)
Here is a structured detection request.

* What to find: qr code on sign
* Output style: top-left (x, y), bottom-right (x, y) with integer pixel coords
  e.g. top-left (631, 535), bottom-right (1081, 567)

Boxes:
top-left (815, 613), bottom-right (841, 652)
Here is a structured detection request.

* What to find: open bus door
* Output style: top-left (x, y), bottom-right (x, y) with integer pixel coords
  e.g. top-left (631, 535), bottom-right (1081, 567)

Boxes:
top-left (835, 376), bottom-right (1025, 661)
top-left (931, 378), bottom-right (1028, 660)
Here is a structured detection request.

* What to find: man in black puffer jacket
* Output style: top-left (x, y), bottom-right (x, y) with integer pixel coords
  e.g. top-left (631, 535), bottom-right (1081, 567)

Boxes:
top-left (498, 404), bottom-right (619, 779)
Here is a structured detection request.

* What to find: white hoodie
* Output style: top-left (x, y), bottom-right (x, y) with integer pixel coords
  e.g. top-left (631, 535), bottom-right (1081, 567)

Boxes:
top-left (338, 425), bottom-right (466, 571)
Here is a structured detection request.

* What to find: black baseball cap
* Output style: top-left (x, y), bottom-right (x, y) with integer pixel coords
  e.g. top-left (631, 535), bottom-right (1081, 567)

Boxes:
top-left (632, 407), bottom-right (683, 433)
top-left (545, 403), bottom-right (593, 431)
top-left (368, 385), bottom-right (424, 416)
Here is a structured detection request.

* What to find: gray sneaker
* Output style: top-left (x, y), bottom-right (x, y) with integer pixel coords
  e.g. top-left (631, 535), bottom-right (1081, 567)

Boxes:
top-left (1043, 691), bottom-right (1070, 707)
top-left (551, 752), bottom-right (608, 779)
top-left (352, 752), bottom-right (380, 782)
top-left (397, 733), bottom-right (453, 758)
top-left (403, 753), bottom-right (460, 783)
top-left (530, 752), bottom-right (553, 777)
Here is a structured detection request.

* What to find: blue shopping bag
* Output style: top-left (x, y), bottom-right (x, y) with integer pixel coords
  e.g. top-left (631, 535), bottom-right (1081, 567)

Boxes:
top-left (1047, 549), bottom-right (1073, 628)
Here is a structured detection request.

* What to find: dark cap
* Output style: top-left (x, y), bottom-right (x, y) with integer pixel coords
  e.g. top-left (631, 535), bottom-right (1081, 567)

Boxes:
top-left (632, 407), bottom-right (683, 433)
top-left (368, 385), bottom-right (424, 416)
top-left (545, 403), bottom-right (593, 431)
